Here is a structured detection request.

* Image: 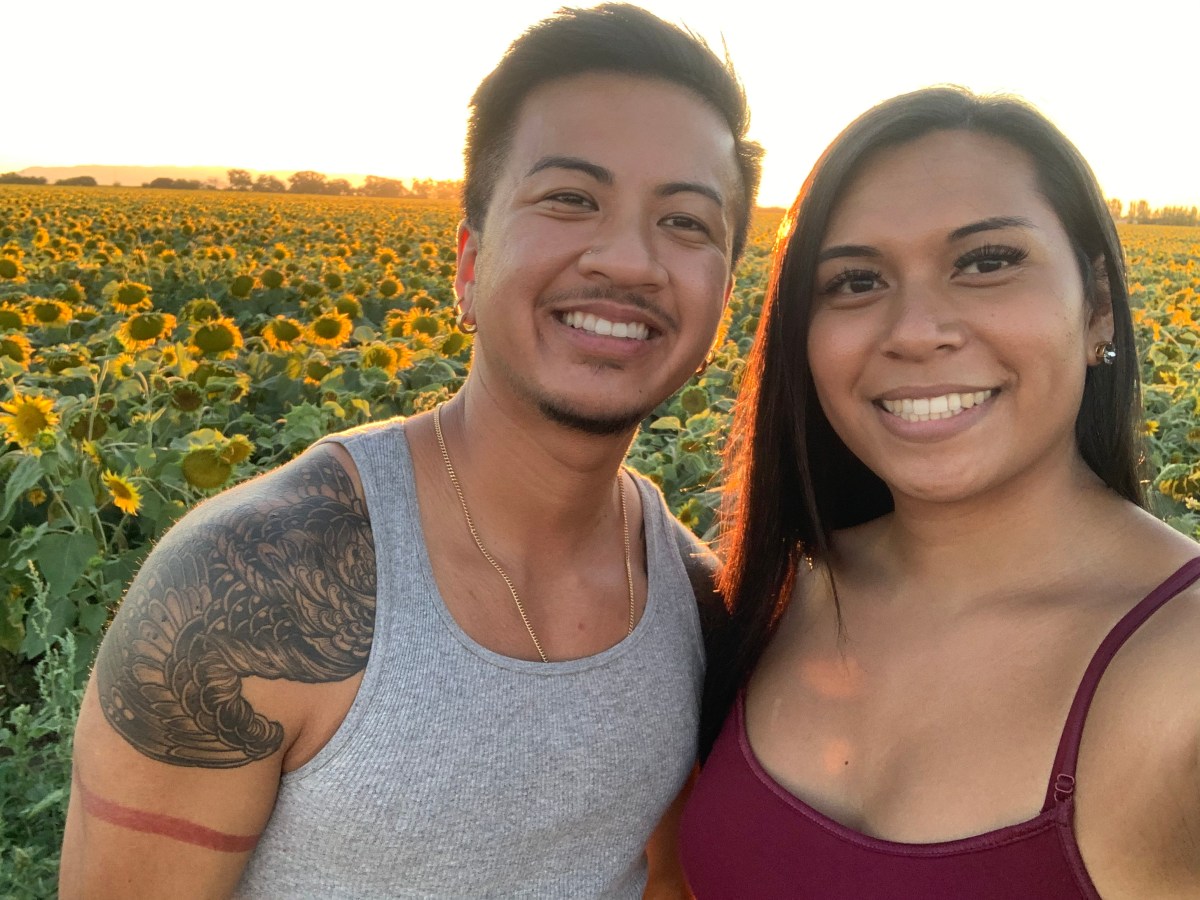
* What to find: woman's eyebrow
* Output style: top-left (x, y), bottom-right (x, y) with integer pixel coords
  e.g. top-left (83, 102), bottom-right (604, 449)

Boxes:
top-left (948, 216), bottom-right (1035, 241)
top-left (817, 244), bottom-right (880, 263)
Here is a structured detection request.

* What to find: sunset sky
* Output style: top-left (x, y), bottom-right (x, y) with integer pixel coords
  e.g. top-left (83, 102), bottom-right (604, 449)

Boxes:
top-left (8, 0), bottom-right (1199, 209)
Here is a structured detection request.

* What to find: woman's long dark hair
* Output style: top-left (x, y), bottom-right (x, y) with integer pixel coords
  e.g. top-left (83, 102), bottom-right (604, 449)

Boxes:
top-left (699, 87), bottom-right (1145, 761)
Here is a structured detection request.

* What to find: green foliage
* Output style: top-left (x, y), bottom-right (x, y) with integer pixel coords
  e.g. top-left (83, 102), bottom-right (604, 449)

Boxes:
top-left (0, 573), bottom-right (83, 899)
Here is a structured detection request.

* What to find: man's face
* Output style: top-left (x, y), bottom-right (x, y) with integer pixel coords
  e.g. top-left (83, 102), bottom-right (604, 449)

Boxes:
top-left (456, 72), bottom-right (738, 434)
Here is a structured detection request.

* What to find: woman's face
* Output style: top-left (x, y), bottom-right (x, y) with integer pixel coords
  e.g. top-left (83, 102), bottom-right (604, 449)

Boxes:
top-left (806, 129), bottom-right (1113, 507)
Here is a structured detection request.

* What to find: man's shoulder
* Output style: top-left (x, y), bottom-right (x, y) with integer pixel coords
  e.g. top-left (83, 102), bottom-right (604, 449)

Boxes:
top-left (93, 439), bottom-right (377, 769)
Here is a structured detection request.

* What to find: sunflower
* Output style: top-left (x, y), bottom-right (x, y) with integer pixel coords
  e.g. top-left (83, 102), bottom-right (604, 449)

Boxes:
top-left (68, 410), bottom-right (108, 441)
top-left (261, 316), bottom-right (304, 352)
top-left (376, 248), bottom-right (398, 266)
top-left (26, 487), bottom-right (47, 506)
top-left (408, 313), bottom-right (440, 337)
top-left (360, 342), bottom-right (400, 376)
top-left (0, 257), bottom-right (23, 280)
top-left (106, 281), bottom-right (153, 312)
top-left (219, 434), bottom-right (254, 465)
top-left (438, 332), bottom-right (468, 358)
top-left (228, 274), bottom-right (256, 299)
top-left (307, 310), bottom-right (352, 348)
top-left (39, 344), bottom-right (91, 374)
top-left (0, 301), bottom-right (31, 330)
top-left (260, 268), bottom-right (285, 289)
top-left (0, 333), bottom-right (34, 370)
top-left (181, 446), bottom-right (232, 490)
top-left (411, 290), bottom-right (438, 311)
top-left (322, 271), bottom-right (344, 291)
top-left (117, 311), bottom-right (177, 351)
top-left (189, 316), bottom-right (244, 359)
top-left (382, 309), bottom-right (408, 339)
top-left (170, 382), bottom-right (204, 411)
top-left (334, 295), bottom-right (362, 320)
top-left (303, 357), bottom-right (333, 386)
top-left (0, 393), bottom-right (58, 449)
top-left (102, 470), bottom-right (142, 515)
top-left (28, 299), bottom-right (73, 326)
top-left (182, 297), bottom-right (222, 323)
top-left (109, 352), bottom-right (139, 378)
top-left (378, 277), bottom-right (401, 298)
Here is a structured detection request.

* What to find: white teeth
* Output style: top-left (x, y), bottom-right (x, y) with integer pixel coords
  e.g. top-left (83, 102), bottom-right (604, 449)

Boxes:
top-left (561, 310), bottom-right (649, 341)
top-left (879, 390), bottom-right (995, 423)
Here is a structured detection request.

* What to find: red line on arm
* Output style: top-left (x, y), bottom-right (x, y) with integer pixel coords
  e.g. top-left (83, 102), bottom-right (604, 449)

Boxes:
top-left (73, 770), bottom-right (260, 853)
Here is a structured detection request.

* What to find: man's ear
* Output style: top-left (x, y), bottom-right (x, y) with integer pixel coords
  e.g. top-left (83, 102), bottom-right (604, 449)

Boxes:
top-left (455, 219), bottom-right (481, 325)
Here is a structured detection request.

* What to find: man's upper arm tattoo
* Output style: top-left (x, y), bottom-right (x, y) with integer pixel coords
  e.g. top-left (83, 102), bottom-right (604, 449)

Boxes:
top-left (95, 451), bottom-right (376, 768)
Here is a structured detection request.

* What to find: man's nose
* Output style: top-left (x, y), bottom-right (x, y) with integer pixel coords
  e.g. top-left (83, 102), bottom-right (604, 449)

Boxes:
top-left (577, 218), bottom-right (668, 289)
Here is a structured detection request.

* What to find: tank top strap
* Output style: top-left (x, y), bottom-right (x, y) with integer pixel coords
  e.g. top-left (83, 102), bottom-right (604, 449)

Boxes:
top-left (1043, 556), bottom-right (1200, 810)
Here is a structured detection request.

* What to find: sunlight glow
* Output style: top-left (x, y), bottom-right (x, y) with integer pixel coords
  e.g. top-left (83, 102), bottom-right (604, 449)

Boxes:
top-left (6, 0), bottom-right (1198, 209)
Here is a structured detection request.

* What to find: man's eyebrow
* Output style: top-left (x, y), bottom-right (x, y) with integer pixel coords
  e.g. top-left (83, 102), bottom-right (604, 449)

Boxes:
top-left (526, 156), bottom-right (612, 184)
top-left (948, 216), bottom-right (1035, 241)
top-left (657, 181), bottom-right (724, 208)
top-left (817, 244), bottom-right (881, 263)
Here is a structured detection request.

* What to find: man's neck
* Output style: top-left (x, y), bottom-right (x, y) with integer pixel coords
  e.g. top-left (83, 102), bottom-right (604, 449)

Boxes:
top-left (429, 384), bottom-right (637, 548)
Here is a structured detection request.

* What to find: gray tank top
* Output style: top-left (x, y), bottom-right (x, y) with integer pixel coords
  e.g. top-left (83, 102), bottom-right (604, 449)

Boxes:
top-left (234, 417), bottom-right (704, 899)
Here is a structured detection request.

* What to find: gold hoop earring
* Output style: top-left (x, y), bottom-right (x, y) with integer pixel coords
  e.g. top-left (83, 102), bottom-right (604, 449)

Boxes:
top-left (457, 311), bottom-right (478, 335)
top-left (695, 350), bottom-right (717, 377)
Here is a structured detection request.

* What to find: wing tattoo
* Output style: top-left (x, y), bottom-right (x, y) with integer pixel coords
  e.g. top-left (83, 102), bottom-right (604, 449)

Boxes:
top-left (94, 451), bottom-right (376, 768)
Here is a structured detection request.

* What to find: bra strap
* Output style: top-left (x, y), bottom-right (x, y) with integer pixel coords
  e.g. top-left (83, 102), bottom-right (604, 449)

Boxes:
top-left (1043, 556), bottom-right (1200, 810)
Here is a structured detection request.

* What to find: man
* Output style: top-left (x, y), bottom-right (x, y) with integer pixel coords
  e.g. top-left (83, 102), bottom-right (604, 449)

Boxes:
top-left (60, 5), bottom-right (762, 897)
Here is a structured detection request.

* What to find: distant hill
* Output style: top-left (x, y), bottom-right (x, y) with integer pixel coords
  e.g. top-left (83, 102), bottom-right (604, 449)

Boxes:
top-left (15, 165), bottom-right (372, 188)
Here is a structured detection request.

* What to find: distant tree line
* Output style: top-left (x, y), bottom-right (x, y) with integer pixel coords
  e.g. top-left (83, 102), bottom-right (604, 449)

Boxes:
top-left (0, 173), bottom-right (97, 186)
top-left (224, 169), bottom-right (461, 199)
top-left (1, 170), bottom-right (462, 199)
top-left (1108, 198), bottom-right (1200, 227)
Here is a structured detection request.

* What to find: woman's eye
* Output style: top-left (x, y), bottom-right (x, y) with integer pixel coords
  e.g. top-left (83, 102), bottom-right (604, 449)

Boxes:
top-left (955, 244), bottom-right (1029, 275)
top-left (823, 269), bottom-right (883, 295)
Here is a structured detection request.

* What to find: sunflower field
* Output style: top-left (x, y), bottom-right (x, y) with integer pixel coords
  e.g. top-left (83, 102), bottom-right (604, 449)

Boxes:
top-left (0, 185), bottom-right (1197, 894)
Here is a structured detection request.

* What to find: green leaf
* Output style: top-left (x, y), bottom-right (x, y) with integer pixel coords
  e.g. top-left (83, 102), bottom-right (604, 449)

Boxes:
top-left (33, 532), bottom-right (99, 599)
top-left (650, 416), bottom-right (682, 431)
top-left (1, 455), bottom-right (43, 521)
top-left (78, 602), bottom-right (109, 634)
top-left (63, 477), bottom-right (95, 513)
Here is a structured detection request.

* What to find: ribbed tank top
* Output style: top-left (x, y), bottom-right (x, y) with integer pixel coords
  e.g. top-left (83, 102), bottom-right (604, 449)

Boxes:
top-left (233, 417), bottom-right (705, 899)
top-left (679, 557), bottom-right (1200, 899)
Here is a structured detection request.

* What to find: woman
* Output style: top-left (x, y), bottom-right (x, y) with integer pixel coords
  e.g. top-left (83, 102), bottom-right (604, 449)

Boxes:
top-left (680, 88), bottom-right (1200, 898)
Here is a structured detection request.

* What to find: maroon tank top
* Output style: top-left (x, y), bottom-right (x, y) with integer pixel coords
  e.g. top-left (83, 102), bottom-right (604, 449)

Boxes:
top-left (680, 557), bottom-right (1200, 899)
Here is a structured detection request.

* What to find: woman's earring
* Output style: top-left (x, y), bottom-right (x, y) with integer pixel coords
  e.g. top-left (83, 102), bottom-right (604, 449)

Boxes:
top-left (1094, 341), bottom-right (1116, 365)
top-left (457, 311), bottom-right (478, 334)
top-left (695, 350), bottom-right (717, 377)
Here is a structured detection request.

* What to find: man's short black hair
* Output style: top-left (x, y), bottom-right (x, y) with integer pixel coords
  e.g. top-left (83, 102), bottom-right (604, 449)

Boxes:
top-left (464, 3), bottom-right (763, 266)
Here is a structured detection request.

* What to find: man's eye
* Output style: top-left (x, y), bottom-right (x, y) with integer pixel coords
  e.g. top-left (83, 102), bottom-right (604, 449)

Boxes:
top-left (662, 214), bottom-right (709, 234)
top-left (823, 269), bottom-right (883, 295)
top-left (544, 192), bottom-right (594, 209)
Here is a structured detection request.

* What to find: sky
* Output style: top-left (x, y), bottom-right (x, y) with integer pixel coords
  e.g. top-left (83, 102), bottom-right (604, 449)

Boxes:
top-left (7, 0), bottom-right (1199, 210)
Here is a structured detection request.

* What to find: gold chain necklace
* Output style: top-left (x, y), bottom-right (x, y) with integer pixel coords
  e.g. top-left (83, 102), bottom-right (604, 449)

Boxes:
top-left (433, 405), bottom-right (634, 663)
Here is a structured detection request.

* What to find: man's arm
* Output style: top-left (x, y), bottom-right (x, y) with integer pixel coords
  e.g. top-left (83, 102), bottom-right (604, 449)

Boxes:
top-left (60, 444), bottom-right (376, 899)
